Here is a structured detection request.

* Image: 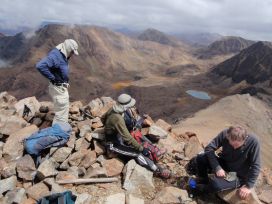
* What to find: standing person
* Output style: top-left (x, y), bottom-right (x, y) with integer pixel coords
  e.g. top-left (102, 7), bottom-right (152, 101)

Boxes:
top-left (195, 126), bottom-right (261, 200)
top-left (36, 39), bottom-right (79, 124)
top-left (102, 93), bottom-right (171, 179)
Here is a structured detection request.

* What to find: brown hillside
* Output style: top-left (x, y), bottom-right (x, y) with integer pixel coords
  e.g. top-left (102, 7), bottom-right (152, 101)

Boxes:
top-left (196, 36), bottom-right (255, 59)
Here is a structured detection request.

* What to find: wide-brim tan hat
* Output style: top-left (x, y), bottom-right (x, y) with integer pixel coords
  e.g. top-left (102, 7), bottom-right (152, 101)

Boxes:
top-left (117, 93), bottom-right (136, 109)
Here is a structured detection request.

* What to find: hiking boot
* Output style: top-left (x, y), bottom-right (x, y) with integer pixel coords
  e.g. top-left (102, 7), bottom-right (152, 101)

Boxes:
top-left (155, 166), bottom-right (172, 179)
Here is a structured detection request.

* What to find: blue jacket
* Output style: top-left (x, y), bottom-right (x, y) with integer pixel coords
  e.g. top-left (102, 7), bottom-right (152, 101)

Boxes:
top-left (36, 48), bottom-right (69, 83)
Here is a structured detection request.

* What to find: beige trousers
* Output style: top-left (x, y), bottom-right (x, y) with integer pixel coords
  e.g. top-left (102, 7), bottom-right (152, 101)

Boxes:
top-left (48, 83), bottom-right (69, 124)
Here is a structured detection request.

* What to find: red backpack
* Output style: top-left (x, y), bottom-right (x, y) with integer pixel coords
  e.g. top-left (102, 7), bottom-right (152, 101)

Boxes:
top-left (131, 130), bottom-right (166, 162)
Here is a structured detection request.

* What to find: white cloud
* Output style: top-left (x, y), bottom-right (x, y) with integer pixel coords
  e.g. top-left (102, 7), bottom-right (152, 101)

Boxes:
top-left (0, 0), bottom-right (272, 40)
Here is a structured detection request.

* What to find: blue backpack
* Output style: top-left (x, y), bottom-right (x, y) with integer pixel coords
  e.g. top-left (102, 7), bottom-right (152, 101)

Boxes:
top-left (24, 122), bottom-right (71, 156)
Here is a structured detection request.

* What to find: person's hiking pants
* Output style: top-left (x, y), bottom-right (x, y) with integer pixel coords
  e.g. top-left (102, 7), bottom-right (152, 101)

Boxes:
top-left (106, 142), bottom-right (157, 172)
top-left (196, 153), bottom-right (240, 193)
top-left (49, 83), bottom-right (69, 124)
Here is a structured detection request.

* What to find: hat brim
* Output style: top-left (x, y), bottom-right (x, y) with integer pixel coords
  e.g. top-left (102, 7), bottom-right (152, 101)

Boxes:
top-left (122, 98), bottom-right (136, 109)
top-left (73, 49), bottom-right (79, 55)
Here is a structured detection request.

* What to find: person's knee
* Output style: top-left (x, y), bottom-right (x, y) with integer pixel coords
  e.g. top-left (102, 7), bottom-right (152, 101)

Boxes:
top-left (196, 153), bottom-right (208, 165)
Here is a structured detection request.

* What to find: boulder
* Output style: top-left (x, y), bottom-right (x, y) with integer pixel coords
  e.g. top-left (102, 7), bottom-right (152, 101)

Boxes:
top-left (0, 92), bottom-right (17, 109)
top-left (56, 171), bottom-right (78, 181)
top-left (105, 193), bottom-right (125, 204)
top-left (148, 124), bottom-right (168, 140)
top-left (67, 132), bottom-right (76, 148)
top-left (126, 194), bottom-right (145, 204)
top-left (5, 188), bottom-right (27, 204)
top-left (26, 182), bottom-right (50, 201)
top-left (91, 117), bottom-right (104, 129)
top-left (0, 176), bottom-right (17, 194)
top-left (16, 155), bottom-right (36, 181)
top-left (94, 140), bottom-right (105, 156)
top-left (39, 101), bottom-right (54, 112)
top-left (87, 98), bottom-right (103, 117)
top-left (152, 186), bottom-right (189, 204)
top-left (68, 149), bottom-right (88, 166)
top-left (103, 158), bottom-right (124, 177)
top-left (158, 133), bottom-right (183, 153)
top-left (0, 159), bottom-right (16, 178)
top-left (21, 197), bottom-right (36, 204)
top-left (75, 138), bottom-right (90, 151)
top-left (59, 159), bottom-right (70, 170)
top-left (52, 147), bottom-right (73, 163)
top-left (258, 188), bottom-right (272, 204)
top-left (184, 136), bottom-right (203, 159)
top-left (45, 111), bottom-right (54, 122)
top-left (75, 193), bottom-right (92, 204)
top-left (69, 101), bottom-right (83, 114)
top-left (0, 114), bottom-right (28, 135)
top-left (43, 178), bottom-right (67, 194)
top-left (123, 160), bottom-right (154, 195)
top-left (78, 120), bottom-right (92, 137)
top-left (79, 150), bottom-right (97, 169)
top-left (218, 188), bottom-right (262, 204)
top-left (91, 128), bottom-right (105, 140)
top-left (39, 105), bottom-right (49, 113)
top-left (155, 119), bottom-right (172, 132)
top-left (3, 125), bottom-right (38, 160)
top-left (85, 164), bottom-right (107, 178)
top-left (14, 97), bottom-right (41, 119)
top-left (37, 159), bottom-right (59, 180)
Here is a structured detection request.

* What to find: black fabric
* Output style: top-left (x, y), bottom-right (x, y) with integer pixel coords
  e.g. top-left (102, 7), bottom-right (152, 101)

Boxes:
top-left (196, 153), bottom-right (229, 181)
top-left (196, 153), bottom-right (241, 192)
top-left (208, 175), bottom-right (240, 193)
top-left (106, 142), bottom-right (157, 172)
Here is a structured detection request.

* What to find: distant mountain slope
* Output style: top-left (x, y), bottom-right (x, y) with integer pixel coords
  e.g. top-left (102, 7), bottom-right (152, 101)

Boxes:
top-left (196, 36), bottom-right (255, 59)
top-left (174, 32), bottom-right (222, 46)
top-left (0, 24), bottom-right (194, 100)
top-left (0, 33), bottom-right (27, 61)
top-left (0, 33), bottom-right (5, 38)
top-left (137, 28), bottom-right (187, 47)
top-left (212, 41), bottom-right (272, 84)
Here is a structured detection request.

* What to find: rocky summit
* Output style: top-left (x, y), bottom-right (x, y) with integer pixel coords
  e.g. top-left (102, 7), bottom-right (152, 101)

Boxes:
top-left (0, 91), bottom-right (271, 204)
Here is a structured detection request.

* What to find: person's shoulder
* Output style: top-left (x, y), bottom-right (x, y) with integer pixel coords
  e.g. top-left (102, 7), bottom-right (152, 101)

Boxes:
top-left (247, 133), bottom-right (260, 144)
top-left (216, 129), bottom-right (228, 139)
top-left (48, 48), bottom-right (62, 58)
top-left (48, 48), bottom-right (59, 55)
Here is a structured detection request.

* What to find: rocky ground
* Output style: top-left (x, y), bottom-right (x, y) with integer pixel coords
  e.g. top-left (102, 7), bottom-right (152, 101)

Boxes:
top-left (0, 91), bottom-right (271, 204)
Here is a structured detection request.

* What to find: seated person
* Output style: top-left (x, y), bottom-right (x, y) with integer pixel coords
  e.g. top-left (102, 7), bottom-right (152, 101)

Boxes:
top-left (195, 126), bottom-right (261, 200)
top-left (102, 93), bottom-right (171, 179)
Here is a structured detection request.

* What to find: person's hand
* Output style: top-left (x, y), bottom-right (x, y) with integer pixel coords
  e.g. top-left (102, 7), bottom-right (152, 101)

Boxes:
top-left (239, 185), bottom-right (251, 199)
top-left (216, 169), bottom-right (226, 177)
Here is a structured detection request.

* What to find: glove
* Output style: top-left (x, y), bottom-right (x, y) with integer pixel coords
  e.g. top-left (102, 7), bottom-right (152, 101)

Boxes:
top-left (142, 147), bottom-right (151, 157)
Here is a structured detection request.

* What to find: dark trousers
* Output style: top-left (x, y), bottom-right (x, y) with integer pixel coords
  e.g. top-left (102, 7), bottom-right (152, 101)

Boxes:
top-left (105, 137), bottom-right (157, 172)
top-left (196, 153), bottom-right (240, 193)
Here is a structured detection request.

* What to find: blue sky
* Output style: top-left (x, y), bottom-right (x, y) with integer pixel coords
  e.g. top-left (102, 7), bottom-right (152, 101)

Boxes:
top-left (1, 0), bottom-right (272, 40)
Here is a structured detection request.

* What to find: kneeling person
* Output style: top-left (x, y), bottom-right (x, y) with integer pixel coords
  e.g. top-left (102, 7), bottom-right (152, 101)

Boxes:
top-left (195, 126), bottom-right (261, 199)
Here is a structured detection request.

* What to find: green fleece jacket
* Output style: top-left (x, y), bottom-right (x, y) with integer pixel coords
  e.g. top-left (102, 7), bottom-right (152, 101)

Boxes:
top-left (102, 108), bottom-right (143, 152)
